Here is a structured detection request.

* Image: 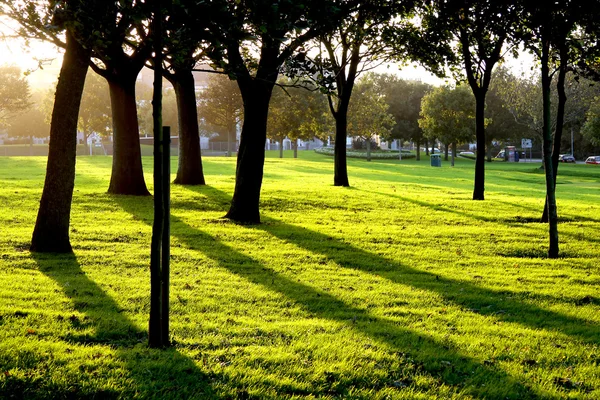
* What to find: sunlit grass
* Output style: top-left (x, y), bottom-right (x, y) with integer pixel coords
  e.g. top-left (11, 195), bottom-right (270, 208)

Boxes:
top-left (0, 152), bottom-right (599, 399)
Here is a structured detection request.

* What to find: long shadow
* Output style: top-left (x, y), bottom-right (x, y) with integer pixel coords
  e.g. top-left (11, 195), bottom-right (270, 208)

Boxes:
top-left (254, 220), bottom-right (599, 344)
top-left (26, 252), bottom-right (216, 399)
top-left (113, 193), bottom-right (539, 398)
top-left (174, 186), bottom-right (597, 344)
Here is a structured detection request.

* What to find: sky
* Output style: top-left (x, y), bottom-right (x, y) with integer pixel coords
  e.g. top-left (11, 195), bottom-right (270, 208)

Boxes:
top-left (0, 26), bottom-right (536, 91)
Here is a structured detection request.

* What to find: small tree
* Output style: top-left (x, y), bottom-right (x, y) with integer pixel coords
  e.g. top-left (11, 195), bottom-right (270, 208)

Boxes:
top-left (419, 84), bottom-right (476, 166)
top-left (0, 65), bottom-right (32, 124)
top-left (197, 74), bottom-right (243, 157)
top-left (347, 76), bottom-right (395, 161)
top-left (373, 74), bottom-right (432, 160)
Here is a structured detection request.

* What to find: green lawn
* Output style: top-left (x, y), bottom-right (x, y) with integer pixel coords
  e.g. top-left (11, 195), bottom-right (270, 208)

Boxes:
top-left (0, 152), bottom-right (599, 399)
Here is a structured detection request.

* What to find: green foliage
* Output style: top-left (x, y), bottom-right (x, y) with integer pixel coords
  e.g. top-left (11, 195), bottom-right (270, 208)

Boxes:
top-left (419, 84), bottom-right (475, 146)
top-left (4, 90), bottom-right (47, 139)
top-left (197, 74), bottom-right (243, 140)
top-left (1, 154), bottom-right (599, 398)
top-left (78, 71), bottom-right (112, 139)
top-left (268, 81), bottom-right (332, 143)
top-left (314, 147), bottom-right (415, 159)
top-left (347, 76), bottom-right (395, 142)
top-left (0, 65), bottom-right (32, 125)
top-left (373, 73), bottom-right (432, 143)
top-left (582, 97), bottom-right (600, 145)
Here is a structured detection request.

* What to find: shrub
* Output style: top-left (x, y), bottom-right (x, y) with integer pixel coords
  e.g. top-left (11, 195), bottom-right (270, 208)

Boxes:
top-left (314, 147), bottom-right (415, 160)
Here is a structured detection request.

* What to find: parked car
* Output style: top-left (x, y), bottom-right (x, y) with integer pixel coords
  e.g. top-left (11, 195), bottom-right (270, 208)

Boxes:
top-left (585, 156), bottom-right (600, 164)
top-left (559, 154), bottom-right (576, 163)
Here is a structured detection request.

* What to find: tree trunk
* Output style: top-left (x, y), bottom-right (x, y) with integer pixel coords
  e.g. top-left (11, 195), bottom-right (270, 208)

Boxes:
top-left (224, 79), bottom-right (273, 223)
top-left (473, 93), bottom-right (486, 200)
top-left (486, 142), bottom-right (493, 162)
top-left (540, 38), bottom-right (559, 258)
top-left (444, 143), bottom-right (449, 161)
top-left (451, 143), bottom-right (456, 167)
top-left (425, 139), bottom-right (429, 156)
top-left (366, 138), bottom-right (372, 162)
top-left (416, 138), bottom-right (421, 161)
top-left (228, 122), bottom-right (235, 157)
top-left (279, 138), bottom-right (283, 158)
top-left (293, 140), bottom-right (298, 158)
top-left (171, 71), bottom-right (205, 185)
top-left (107, 77), bottom-right (150, 195)
top-left (31, 31), bottom-right (91, 253)
top-left (333, 109), bottom-right (350, 186)
top-left (541, 47), bottom-right (568, 223)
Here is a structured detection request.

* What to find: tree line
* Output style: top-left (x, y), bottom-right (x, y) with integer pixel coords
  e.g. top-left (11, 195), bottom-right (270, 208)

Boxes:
top-left (1, 0), bottom-right (600, 259)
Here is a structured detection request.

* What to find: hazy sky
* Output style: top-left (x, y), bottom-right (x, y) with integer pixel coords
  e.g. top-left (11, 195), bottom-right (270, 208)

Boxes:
top-left (0, 29), bottom-right (535, 91)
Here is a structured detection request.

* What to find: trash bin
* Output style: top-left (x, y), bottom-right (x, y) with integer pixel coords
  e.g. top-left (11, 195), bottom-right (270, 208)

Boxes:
top-left (430, 154), bottom-right (441, 167)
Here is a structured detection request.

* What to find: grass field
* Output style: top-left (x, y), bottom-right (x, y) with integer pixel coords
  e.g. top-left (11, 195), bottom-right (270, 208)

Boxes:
top-left (0, 152), bottom-right (599, 399)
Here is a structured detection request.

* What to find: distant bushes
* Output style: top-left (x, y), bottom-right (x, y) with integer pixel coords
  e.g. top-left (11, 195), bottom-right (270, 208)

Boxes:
top-left (314, 147), bottom-right (415, 160)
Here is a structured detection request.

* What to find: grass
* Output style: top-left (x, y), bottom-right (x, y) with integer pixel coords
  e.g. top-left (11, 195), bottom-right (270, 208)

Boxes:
top-left (0, 151), bottom-right (599, 399)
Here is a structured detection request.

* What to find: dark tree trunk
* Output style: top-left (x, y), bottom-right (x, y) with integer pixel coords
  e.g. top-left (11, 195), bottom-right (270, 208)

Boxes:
top-left (171, 71), bottom-right (205, 185)
top-left (366, 138), bottom-right (372, 161)
top-left (473, 93), bottom-right (486, 200)
top-left (540, 38), bottom-right (559, 258)
top-left (107, 77), bottom-right (150, 195)
top-left (333, 108), bottom-right (350, 186)
top-left (224, 79), bottom-right (273, 223)
top-left (425, 139), bottom-right (429, 156)
top-left (279, 138), bottom-right (284, 158)
top-left (444, 143), bottom-right (449, 161)
top-left (416, 138), bottom-right (421, 161)
top-left (293, 140), bottom-right (298, 158)
top-left (541, 47), bottom-right (568, 223)
top-left (451, 143), bottom-right (456, 167)
top-left (31, 31), bottom-right (91, 253)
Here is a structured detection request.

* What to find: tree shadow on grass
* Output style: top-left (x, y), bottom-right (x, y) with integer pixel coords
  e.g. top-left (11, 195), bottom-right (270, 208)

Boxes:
top-left (254, 219), bottom-right (599, 345)
top-left (25, 252), bottom-right (216, 399)
top-left (112, 193), bottom-right (539, 399)
top-left (173, 186), bottom-right (598, 344)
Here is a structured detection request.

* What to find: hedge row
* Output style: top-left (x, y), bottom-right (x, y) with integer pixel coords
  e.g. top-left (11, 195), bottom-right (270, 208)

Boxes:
top-left (315, 147), bottom-right (416, 160)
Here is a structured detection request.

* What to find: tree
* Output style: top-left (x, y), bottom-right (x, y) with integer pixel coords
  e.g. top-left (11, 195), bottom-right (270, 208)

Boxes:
top-left (197, 74), bottom-right (243, 157)
top-left (25, 1), bottom-right (100, 253)
top-left (419, 0), bottom-right (520, 200)
top-left (204, 0), bottom-right (348, 223)
top-left (582, 98), bottom-right (600, 145)
top-left (78, 71), bottom-right (112, 147)
top-left (373, 74), bottom-right (432, 161)
top-left (301, 0), bottom-right (414, 186)
top-left (0, 65), bottom-right (32, 125)
top-left (347, 76), bottom-right (395, 161)
top-left (268, 80), bottom-right (332, 158)
top-left (86, 1), bottom-right (153, 195)
top-left (419, 84), bottom-right (475, 166)
top-left (5, 90), bottom-right (49, 140)
top-left (138, 84), bottom-right (179, 138)
top-left (159, 1), bottom-right (217, 185)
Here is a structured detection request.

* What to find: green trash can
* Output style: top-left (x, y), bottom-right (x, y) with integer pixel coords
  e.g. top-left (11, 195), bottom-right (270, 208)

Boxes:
top-left (430, 154), bottom-right (441, 167)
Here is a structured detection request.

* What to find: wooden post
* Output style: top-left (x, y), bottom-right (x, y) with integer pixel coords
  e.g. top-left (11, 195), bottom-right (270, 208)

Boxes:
top-left (161, 126), bottom-right (171, 344)
top-left (149, 0), bottom-right (166, 348)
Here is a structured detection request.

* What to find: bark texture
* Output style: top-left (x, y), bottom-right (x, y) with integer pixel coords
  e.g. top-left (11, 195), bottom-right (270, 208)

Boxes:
top-left (224, 79), bottom-right (273, 223)
top-left (472, 94), bottom-right (486, 200)
top-left (107, 77), bottom-right (150, 195)
top-left (540, 39), bottom-right (560, 258)
top-left (31, 31), bottom-right (90, 253)
top-left (171, 71), bottom-right (205, 185)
